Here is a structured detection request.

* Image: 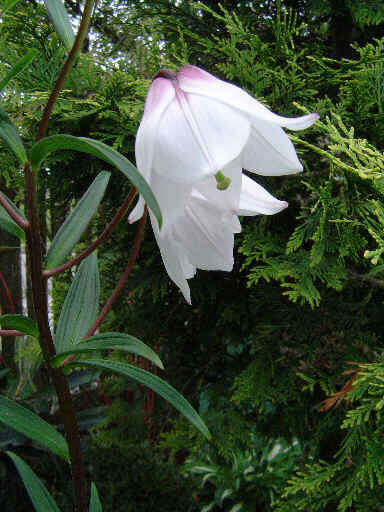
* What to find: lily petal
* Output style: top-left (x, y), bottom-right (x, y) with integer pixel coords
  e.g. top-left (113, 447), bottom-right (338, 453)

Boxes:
top-left (242, 123), bottom-right (303, 176)
top-left (150, 171), bottom-right (192, 233)
top-left (150, 212), bottom-right (193, 304)
top-left (154, 88), bottom-right (250, 184)
top-left (173, 196), bottom-right (235, 271)
top-left (128, 196), bottom-right (145, 223)
top-left (131, 78), bottom-right (175, 223)
top-left (238, 175), bottom-right (288, 215)
top-left (136, 77), bottom-right (175, 183)
top-left (178, 65), bottom-right (319, 131)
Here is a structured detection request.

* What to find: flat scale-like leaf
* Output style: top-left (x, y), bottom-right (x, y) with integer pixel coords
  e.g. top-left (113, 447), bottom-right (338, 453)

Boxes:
top-left (0, 49), bottom-right (38, 92)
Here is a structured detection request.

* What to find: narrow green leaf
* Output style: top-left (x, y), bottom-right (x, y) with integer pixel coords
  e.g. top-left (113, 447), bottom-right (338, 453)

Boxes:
top-left (70, 359), bottom-right (211, 440)
top-left (0, 49), bottom-right (38, 92)
top-left (0, 193), bottom-right (26, 240)
top-left (54, 253), bottom-right (99, 353)
top-left (90, 482), bottom-right (102, 512)
top-left (0, 193), bottom-right (26, 221)
top-left (0, 106), bottom-right (27, 165)
top-left (1, 0), bottom-right (21, 14)
top-left (50, 332), bottom-right (164, 369)
top-left (43, 0), bottom-right (75, 51)
top-left (30, 134), bottom-right (162, 227)
top-left (0, 395), bottom-right (69, 460)
top-left (0, 201), bottom-right (24, 241)
top-left (46, 171), bottom-right (110, 270)
top-left (0, 368), bottom-right (10, 379)
top-left (0, 216), bottom-right (24, 239)
top-left (0, 314), bottom-right (38, 338)
top-left (7, 452), bottom-right (61, 512)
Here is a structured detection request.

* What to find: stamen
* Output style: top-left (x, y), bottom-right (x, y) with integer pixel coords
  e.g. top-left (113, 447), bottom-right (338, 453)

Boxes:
top-left (215, 171), bottom-right (231, 190)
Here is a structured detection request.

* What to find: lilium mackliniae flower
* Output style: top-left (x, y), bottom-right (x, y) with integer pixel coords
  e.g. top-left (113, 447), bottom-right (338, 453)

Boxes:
top-left (129, 65), bottom-right (318, 303)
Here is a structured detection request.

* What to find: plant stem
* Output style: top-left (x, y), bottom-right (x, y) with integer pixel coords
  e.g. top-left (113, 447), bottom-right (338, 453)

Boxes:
top-left (0, 191), bottom-right (28, 230)
top-left (44, 187), bottom-right (136, 278)
top-left (60, 209), bottom-right (147, 368)
top-left (0, 271), bottom-right (15, 312)
top-left (85, 208), bottom-right (147, 338)
top-left (24, 163), bottom-right (88, 512)
top-left (35, 0), bottom-right (95, 142)
top-left (0, 329), bottom-right (22, 336)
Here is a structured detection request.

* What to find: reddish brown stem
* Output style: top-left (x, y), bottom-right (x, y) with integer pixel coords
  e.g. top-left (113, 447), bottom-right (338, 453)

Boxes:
top-left (85, 209), bottom-right (147, 338)
top-left (35, 0), bottom-right (95, 142)
top-left (0, 330), bottom-right (23, 336)
top-left (27, 2), bottom-right (96, 509)
top-left (0, 271), bottom-right (15, 313)
top-left (44, 187), bottom-right (136, 278)
top-left (24, 164), bottom-right (87, 512)
top-left (0, 191), bottom-right (28, 230)
top-left (61, 209), bottom-right (147, 368)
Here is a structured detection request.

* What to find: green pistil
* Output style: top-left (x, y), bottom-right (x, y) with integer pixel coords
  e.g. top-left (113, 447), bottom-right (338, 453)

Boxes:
top-left (215, 171), bottom-right (231, 190)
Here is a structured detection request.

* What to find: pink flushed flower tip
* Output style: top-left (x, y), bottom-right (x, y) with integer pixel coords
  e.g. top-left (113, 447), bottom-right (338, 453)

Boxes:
top-left (130, 65), bottom-right (318, 302)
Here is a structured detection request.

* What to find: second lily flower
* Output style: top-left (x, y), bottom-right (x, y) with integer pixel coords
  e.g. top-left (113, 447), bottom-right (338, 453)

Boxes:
top-left (130, 65), bottom-right (318, 303)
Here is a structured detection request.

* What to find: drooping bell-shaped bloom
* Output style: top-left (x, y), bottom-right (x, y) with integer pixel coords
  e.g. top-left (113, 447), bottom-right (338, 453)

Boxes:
top-left (130, 65), bottom-right (318, 303)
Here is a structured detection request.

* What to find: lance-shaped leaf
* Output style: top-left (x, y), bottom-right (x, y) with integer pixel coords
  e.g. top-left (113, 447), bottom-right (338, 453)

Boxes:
top-left (0, 193), bottom-right (25, 240)
top-left (54, 253), bottom-right (99, 353)
top-left (90, 482), bottom-right (102, 512)
top-left (46, 171), bottom-right (110, 270)
top-left (0, 368), bottom-right (10, 379)
top-left (0, 106), bottom-right (27, 165)
top-left (50, 332), bottom-right (164, 369)
top-left (29, 135), bottom-right (162, 226)
top-left (69, 359), bottom-right (211, 440)
top-left (0, 314), bottom-right (38, 338)
top-left (0, 395), bottom-right (69, 460)
top-left (7, 452), bottom-right (61, 512)
top-left (1, 0), bottom-right (21, 14)
top-left (43, 0), bottom-right (75, 51)
top-left (0, 49), bottom-right (38, 92)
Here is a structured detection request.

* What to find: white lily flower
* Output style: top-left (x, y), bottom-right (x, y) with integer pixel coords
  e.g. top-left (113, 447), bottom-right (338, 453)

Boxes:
top-left (130, 65), bottom-right (318, 302)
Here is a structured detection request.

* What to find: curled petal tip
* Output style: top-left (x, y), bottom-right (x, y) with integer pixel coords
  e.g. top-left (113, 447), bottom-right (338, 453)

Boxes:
top-left (128, 197), bottom-right (145, 224)
top-left (306, 112), bottom-right (320, 126)
top-left (128, 212), bottom-right (137, 224)
top-left (283, 112), bottom-right (320, 130)
top-left (183, 290), bottom-right (192, 305)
